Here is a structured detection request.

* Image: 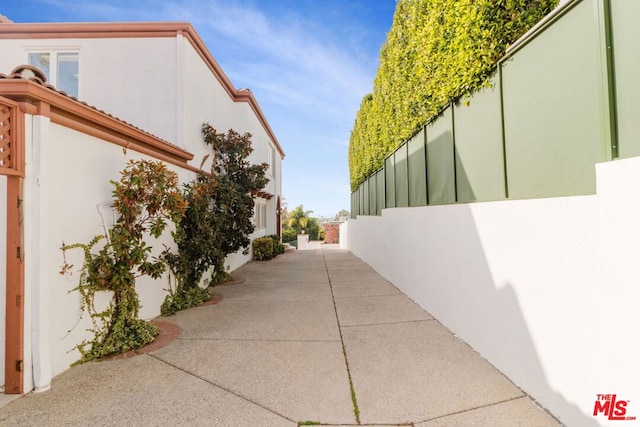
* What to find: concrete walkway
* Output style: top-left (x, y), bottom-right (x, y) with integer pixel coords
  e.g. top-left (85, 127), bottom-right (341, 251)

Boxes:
top-left (0, 246), bottom-right (560, 426)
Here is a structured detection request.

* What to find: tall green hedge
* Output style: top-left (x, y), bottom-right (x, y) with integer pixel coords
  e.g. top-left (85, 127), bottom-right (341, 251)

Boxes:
top-left (349, 0), bottom-right (557, 190)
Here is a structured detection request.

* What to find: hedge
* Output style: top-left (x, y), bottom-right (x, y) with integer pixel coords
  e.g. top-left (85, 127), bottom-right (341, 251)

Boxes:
top-left (349, 0), bottom-right (557, 190)
top-left (252, 237), bottom-right (274, 261)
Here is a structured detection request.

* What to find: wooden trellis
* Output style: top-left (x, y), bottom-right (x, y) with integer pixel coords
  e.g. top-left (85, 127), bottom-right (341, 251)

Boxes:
top-left (0, 98), bottom-right (22, 176)
top-left (0, 103), bottom-right (12, 170)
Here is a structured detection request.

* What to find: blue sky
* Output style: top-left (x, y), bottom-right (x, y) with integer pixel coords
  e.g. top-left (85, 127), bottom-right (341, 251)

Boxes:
top-left (0, 0), bottom-right (396, 218)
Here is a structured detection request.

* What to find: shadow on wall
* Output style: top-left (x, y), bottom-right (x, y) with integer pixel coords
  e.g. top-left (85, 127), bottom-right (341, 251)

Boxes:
top-left (487, 284), bottom-right (599, 427)
top-left (351, 202), bottom-right (600, 427)
top-left (428, 205), bottom-right (598, 427)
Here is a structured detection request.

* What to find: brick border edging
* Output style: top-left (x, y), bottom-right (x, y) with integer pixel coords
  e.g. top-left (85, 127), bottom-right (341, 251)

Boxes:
top-left (217, 276), bottom-right (246, 286)
top-left (106, 320), bottom-right (181, 360)
top-left (198, 291), bottom-right (224, 306)
top-left (106, 291), bottom-right (226, 361)
top-left (103, 285), bottom-right (236, 361)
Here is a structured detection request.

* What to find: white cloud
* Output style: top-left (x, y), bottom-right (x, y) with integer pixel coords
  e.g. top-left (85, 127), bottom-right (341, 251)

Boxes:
top-left (163, 1), bottom-right (375, 113)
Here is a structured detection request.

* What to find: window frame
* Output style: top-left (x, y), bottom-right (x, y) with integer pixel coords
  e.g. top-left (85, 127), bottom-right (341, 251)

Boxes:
top-left (27, 48), bottom-right (80, 97)
top-left (254, 199), bottom-right (267, 231)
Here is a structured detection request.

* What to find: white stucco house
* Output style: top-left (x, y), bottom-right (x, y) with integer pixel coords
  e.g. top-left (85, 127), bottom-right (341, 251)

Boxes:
top-left (0, 16), bottom-right (284, 395)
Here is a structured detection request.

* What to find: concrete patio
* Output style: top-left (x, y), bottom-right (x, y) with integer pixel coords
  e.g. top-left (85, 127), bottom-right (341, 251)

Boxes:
top-left (0, 246), bottom-right (560, 426)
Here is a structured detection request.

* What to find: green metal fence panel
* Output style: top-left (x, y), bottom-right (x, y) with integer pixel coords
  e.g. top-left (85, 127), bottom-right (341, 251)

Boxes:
top-left (408, 128), bottom-right (428, 206)
top-left (394, 144), bottom-right (409, 207)
top-left (385, 155), bottom-right (396, 208)
top-left (611, 0), bottom-right (640, 158)
top-left (350, 192), bottom-right (354, 218)
top-left (359, 182), bottom-right (365, 217)
top-left (351, 191), bottom-right (355, 217)
top-left (354, 192), bottom-right (358, 218)
top-left (376, 169), bottom-right (385, 215)
top-left (427, 107), bottom-right (456, 205)
top-left (453, 75), bottom-right (506, 202)
top-left (369, 174), bottom-right (377, 215)
top-left (363, 179), bottom-right (370, 215)
top-left (502, 0), bottom-right (608, 199)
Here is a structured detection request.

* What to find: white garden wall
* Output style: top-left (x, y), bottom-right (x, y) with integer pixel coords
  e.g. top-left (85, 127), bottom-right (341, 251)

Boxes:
top-left (24, 119), bottom-right (197, 385)
top-left (345, 156), bottom-right (640, 427)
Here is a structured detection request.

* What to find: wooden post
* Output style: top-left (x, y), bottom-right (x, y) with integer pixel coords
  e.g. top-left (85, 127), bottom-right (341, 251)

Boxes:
top-left (4, 175), bottom-right (24, 394)
top-left (1, 98), bottom-right (25, 394)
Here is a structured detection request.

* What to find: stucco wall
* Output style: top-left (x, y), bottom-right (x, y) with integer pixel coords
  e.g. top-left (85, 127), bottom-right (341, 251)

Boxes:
top-left (26, 114), bottom-right (275, 382)
top-left (27, 120), bottom-right (196, 380)
top-left (345, 156), bottom-right (640, 427)
top-left (182, 39), bottom-right (281, 254)
top-left (0, 37), bottom-right (179, 144)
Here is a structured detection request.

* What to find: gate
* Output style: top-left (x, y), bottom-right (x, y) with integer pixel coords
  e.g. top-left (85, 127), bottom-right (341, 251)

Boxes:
top-left (0, 97), bottom-right (25, 394)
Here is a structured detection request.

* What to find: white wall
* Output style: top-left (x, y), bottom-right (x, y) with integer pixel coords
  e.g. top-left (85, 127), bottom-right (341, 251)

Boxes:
top-left (80, 37), bottom-right (179, 145)
top-left (339, 220), bottom-right (348, 250)
top-left (345, 156), bottom-right (640, 427)
top-left (182, 40), bottom-right (282, 269)
top-left (28, 121), bottom-right (196, 382)
top-left (23, 113), bottom-right (274, 383)
top-left (181, 36), bottom-right (237, 164)
top-left (0, 37), bottom-right (179, 145)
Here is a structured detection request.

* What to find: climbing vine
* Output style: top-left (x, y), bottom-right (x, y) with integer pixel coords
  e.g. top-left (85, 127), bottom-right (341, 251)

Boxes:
top-left (61, 159), bottom-right (186, 363)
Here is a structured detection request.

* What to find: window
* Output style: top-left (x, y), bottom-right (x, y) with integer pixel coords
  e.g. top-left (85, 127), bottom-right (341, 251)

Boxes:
top-left (28, 51), bottom-right (79, 97)
top-left (254, 201), bottom-right (267, 230)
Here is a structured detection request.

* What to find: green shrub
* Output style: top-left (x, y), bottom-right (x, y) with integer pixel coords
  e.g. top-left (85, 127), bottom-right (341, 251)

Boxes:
top-left (282, 228), bottom-right (297, 243)
top-left (268, 234), bottom-right (285, 256)
top-left (161, 285), bottom-right (211, 316)
top-left (253, 237), bottom-right (274, 260)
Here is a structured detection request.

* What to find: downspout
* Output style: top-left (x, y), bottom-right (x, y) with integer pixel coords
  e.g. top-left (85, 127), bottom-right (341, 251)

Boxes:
top-left (28, 110), bottom-right (52, 392)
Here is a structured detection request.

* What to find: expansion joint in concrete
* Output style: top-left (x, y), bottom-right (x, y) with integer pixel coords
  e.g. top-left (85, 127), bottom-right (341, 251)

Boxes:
top-left (147, 353), bottom-right (296, 424)
top-left (340, 319), bottom-right (436, 329)
top-left (322, 251), bottom-right (361, 425)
